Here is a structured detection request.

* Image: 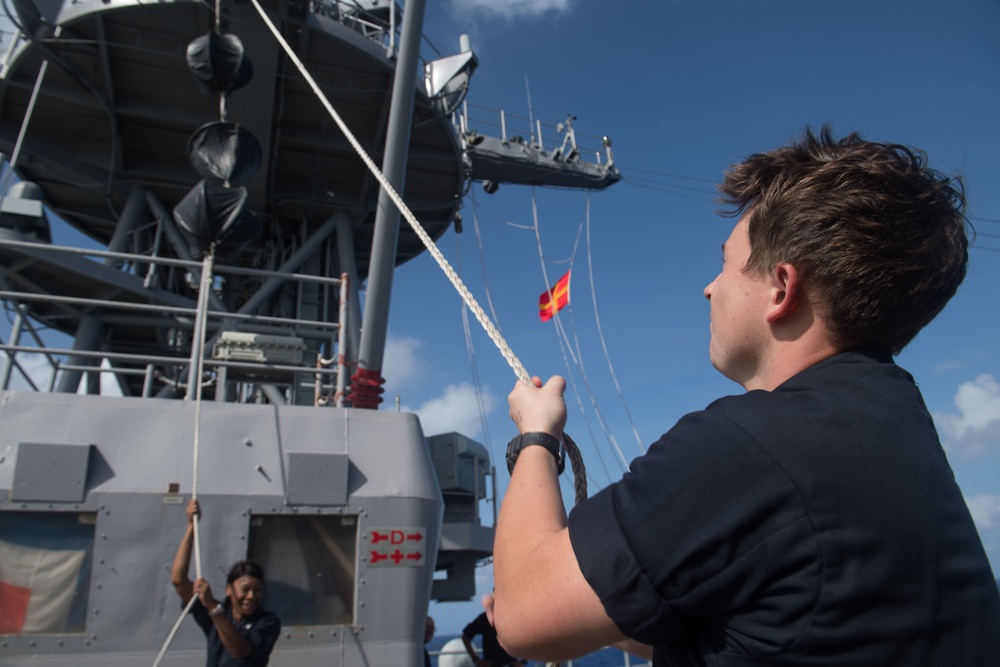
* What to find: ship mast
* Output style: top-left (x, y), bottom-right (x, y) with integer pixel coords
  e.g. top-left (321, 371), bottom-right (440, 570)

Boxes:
top-left (353, 0), bottom-right (427, 409)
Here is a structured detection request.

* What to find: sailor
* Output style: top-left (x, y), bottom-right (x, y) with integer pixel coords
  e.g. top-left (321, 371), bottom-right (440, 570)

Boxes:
top-left (171, 499), bottom-right (281, 666)
top-left (493, 127), bottom-right (1000, 665)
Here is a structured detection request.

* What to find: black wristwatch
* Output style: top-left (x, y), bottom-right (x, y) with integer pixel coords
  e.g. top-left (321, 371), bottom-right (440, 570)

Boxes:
top-left (506, 432), bottom-right (565, 475)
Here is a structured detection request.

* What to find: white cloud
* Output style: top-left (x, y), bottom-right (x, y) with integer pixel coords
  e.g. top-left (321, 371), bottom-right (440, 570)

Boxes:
top-left (448, 0), bottom-right (576, 20)
top-left (934, 374), bottom-right (1000, 459)
top-left (966, 494), bottom-right (1000, 532)
top-left (405, 382), bottom-right (496, 439)
top-left (382, 333), bottom-right (497, 440)
top-left (382, 335), bottom-right (424, 394)
top-left (932, 360), bottom-right (965, 373)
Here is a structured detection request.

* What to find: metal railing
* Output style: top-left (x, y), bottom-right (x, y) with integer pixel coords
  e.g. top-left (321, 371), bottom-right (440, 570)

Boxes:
top-left (0, 238), bottom-right (350, 404)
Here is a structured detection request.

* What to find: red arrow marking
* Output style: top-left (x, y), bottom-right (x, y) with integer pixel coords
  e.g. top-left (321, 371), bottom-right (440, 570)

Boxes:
top-left (371, 532), bottom-right (388, 544)
top-left (406, 533), bottom-right (423, 542)
top-left (370, 552), bottom-right (387, 563)
top-left (405, 552), bottom-right (423, 562)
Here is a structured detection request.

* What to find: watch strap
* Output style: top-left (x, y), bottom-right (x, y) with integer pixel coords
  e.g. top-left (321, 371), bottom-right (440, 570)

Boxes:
top-left (506, 432), bottom-right (565, 475)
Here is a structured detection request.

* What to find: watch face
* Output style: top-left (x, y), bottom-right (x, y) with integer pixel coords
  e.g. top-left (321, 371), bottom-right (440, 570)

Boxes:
top-left (505, 435), bottom-right (521, 474)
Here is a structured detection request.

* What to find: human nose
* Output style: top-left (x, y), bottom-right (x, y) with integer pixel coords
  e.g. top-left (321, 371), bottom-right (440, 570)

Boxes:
top-left (704, 276), bottom-right (716, 300)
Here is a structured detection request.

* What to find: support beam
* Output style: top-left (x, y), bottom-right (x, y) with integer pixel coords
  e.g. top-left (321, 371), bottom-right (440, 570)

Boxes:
top-left (354, 0), bottom-right (426, 408)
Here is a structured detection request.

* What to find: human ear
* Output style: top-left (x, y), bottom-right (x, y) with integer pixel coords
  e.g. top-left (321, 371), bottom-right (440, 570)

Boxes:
top-left (765, 263), bottom-right (800, 324)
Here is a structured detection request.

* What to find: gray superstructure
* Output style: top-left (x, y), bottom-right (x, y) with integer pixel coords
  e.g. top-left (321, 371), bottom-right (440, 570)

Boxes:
top-left (0, 0), bottom-right (618, 664)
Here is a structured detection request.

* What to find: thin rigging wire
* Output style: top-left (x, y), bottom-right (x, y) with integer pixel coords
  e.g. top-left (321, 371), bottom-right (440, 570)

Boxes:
top-left (553, 256), bottom-right (631, 472)
top-left (529, 191), bottom-right (613, 491)
top-left (584, 196), bottom-right (646, 455)
top-left (624, 166), bottom-right (719, 184)
top-left (470, 191), bottom-right (644, 479)
top-left (454, 235), bottom-right (493, 457)
top-left (621, 176), bottom-right (719, 203)
top-left (470, 189), bottom-right (504, 333)
top-left (554, 310), bottom-right (621, 486)
top-left (559, 214), bottom-right (631, 471)
top-left (559, 222), bottom-right (618, 485)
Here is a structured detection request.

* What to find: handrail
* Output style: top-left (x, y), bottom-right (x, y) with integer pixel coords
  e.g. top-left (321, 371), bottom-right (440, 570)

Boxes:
top-left (0, 237), bottom-right (345, 287)
top-left (0, 239), bottom-right (352, 400)
top-left (0, 290), bottom-right (340, 332)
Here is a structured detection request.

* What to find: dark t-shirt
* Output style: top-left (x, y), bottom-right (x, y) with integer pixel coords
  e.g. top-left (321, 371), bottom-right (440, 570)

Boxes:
top-left (464, 611), bottom-right (519, 666)
top-left (190, 597), bottom-right (281, 667)
top-left (569, 349), bottom-right (1000, 666)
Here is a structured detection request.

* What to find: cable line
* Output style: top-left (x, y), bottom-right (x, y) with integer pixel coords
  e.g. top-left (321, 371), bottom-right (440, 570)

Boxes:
top-left (528, 192), bottom-right (615, 491)
top-left (583, 196), bottom-right (646, 456)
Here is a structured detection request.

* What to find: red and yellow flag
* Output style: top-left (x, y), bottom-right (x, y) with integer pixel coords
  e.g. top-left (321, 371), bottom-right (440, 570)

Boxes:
top-left (539, 270), bottom-right (571, 321)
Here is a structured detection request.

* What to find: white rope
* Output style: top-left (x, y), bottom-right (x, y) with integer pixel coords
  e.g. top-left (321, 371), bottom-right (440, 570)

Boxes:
top-left (248, 0), bottom-right (530, 386)
top-left (153, 595), bottom-right (199, 666)
top-left (152, 251), bottom-right (214, 667)
top-left (189, 250), bottom-right (215, 578)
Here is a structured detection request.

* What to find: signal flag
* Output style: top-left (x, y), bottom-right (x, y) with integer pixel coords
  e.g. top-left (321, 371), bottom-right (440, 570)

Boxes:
top-left (539, 270), bottom-right (571, 322)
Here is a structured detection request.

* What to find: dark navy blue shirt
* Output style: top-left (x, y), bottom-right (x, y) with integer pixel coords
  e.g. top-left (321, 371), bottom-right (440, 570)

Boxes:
top-left (570, 349), bottom-right (1000, 666)
top-left (190, 597), bottom-right (280, 667)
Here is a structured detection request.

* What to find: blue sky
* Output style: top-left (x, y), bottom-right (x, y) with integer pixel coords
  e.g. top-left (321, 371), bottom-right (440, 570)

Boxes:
top-left (380, 0), bottom-right (1000, 635)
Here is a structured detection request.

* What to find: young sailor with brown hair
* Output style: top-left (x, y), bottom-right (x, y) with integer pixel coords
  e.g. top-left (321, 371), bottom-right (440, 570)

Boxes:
top-left (494, 127), bottom-right (1000, 666)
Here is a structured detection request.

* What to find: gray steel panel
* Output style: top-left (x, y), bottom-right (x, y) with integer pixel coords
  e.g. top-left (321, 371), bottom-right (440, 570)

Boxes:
top-left (286, 452), bottom-right (349, 505)
top-left (11, 442), bottom-right (91, 502)
top-left (0, 392), bottom-right (444, 665)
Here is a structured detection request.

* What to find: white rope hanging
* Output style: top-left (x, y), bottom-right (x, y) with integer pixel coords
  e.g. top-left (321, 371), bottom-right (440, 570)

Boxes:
top-left (152, 250), bottom-right (215, 667)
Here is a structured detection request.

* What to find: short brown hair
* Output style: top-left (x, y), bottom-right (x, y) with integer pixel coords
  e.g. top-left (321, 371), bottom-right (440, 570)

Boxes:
top-left (719, 126), bottom-right (969, 355)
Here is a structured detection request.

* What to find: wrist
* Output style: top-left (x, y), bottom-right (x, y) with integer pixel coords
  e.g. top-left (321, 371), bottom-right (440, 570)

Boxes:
top-left (208, 602), bottom-right (225, 617)
top-left (506, 431), bottom-right (565, 475)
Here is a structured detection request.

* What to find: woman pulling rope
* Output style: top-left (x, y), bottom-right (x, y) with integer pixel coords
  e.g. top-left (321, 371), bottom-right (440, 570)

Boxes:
top-left (170, 499), bottom-right (281, 666)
